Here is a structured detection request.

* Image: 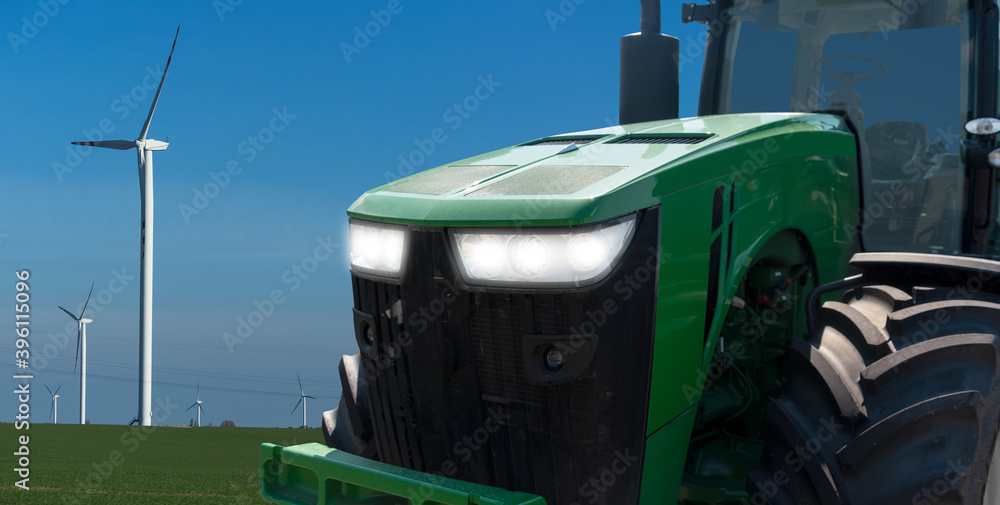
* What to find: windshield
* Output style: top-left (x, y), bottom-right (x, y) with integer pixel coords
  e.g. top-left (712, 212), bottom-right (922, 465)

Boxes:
top-left (714, 0), bottom-right (974, 255)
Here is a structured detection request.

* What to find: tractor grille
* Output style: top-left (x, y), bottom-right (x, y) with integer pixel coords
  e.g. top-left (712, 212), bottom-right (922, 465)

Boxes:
top-left (351, 208), bottom-right (660, 505)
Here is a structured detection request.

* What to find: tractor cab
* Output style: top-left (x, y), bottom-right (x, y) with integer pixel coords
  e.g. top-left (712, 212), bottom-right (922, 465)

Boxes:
top-left (688, 0), bottom-right (1000, 258)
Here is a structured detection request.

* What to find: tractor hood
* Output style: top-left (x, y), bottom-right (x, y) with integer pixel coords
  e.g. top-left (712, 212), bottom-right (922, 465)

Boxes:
top-left (348, 113), bottom-right (856, 227)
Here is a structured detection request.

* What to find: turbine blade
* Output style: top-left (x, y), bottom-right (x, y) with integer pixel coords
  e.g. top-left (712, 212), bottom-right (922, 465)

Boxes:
top-left (80, 282), bottom-right (94, 319)
top-left (290, 398), bottom-right (302, 415)
top-left (71, 140), bottom-right (136, 150)
top-left (305, 396), bottom-right (317, 399)
top-left (54, 384), bottom-right (62, 395)
top-left (73, 328), bottom-right (81, 374)
top-left (45, 384), bottom-right (54, 396)
top-left (297, 374), bottom-right (304, 394)
top-left (58, 306), bottom-right (80, 321)
top-left (199, 404), bottom-right (205, 414)
top-left (139, 26), bottom-right (179, 141)
top-left (185, 403), bottom-right (197, 412)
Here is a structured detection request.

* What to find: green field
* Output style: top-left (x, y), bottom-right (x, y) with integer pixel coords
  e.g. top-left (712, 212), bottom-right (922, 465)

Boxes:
top-left (0, 423), bottom-right (324, 505)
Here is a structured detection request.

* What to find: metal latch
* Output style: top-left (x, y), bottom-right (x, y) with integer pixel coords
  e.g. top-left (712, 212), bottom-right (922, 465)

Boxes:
top-left (682, 1), bottom-right (717, 24)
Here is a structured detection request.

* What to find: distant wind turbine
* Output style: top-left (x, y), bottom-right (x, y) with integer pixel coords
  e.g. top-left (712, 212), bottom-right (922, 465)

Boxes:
top-left (58, 283), bottom-right (94, 425)
top-left (70, 27), bottom-right (179, 427)
top-left (290, 374), bottom-right (316, 428)
top-left (186, 382), bottom-right (205, 427)
top-left (45, 384), bottom-right (62, 424)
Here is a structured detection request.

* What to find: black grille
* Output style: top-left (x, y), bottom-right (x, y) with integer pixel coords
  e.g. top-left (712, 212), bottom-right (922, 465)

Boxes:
top-left (350, 209), bottom-right (661, 505)
top-left (523, 136), bottom-right (606, 146)
top-left (613, 136), bottom-right (710, 145)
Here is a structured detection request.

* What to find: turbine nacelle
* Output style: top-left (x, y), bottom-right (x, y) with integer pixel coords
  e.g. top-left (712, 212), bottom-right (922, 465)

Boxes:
top-left (143, 139), bottom-right (169, 151)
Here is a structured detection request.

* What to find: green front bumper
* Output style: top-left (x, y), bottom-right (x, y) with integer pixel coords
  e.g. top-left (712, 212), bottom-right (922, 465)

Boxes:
top-left (260, 443), bottom-right (547, 505)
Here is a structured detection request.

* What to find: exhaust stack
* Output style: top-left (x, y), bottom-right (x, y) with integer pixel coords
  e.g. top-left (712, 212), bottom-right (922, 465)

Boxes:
top-left (619, 0), bottom-right (679, 125)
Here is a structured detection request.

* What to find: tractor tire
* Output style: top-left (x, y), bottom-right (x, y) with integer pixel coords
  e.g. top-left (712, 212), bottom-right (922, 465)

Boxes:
top-left (322, 353), bottom-right (378, 460)
top-left (748, 282), bottom-right (1000, 505)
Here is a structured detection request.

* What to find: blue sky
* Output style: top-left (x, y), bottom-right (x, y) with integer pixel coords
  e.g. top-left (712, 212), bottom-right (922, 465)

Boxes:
top-left (0, 1), bottom-right (705, 428)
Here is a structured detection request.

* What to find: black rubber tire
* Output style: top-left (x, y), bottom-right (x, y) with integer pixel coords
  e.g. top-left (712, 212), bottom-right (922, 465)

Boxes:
top-left (748, 283), bottom-right (1000, 505)
top-left (322, 353), bottom-right (378, 460)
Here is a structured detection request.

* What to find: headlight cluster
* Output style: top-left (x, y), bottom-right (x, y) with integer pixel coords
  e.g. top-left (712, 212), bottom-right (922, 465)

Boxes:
top-left (349, 221), bottom-right (407, 278)
top-left (348, 215), bottom-right (637, 286)
top-left (452, 215), bottom-right (636, 287)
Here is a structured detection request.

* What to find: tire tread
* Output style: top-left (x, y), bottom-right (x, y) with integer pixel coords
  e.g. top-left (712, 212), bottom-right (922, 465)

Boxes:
top-left (749, 273), bottom-right (1000, 505)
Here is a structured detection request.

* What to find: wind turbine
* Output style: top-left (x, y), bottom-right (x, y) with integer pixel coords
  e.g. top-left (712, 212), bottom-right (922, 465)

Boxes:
top-left (45, 384), bottom-right (62, 424)
top-left (58, 283), bottom-right (94, 425)
top-left (290, 374), bottom-right (316, 428)
top-left (71, 27), bottom-right (179, 427)
top-left (186, 382), bottom-right (205, 427)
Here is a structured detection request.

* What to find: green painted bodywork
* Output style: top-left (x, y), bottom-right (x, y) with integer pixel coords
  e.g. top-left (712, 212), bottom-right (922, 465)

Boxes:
top-left (260, 443), bottom-right (546, 504)
top-left (639, 408), bottom-right (699, 504)
top-left (348, 113), bottom-right (856, 228)
top-left (264, 112), bottom-right (861, 504)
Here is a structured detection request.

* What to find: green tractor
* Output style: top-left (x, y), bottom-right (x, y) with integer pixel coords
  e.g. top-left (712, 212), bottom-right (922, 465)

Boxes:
top-left (261, 1), bottom-right (1000, 504)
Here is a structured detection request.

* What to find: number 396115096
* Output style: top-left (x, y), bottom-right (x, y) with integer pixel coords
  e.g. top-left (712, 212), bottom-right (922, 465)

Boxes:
top-left (15, 270), bottom-right (30, 366)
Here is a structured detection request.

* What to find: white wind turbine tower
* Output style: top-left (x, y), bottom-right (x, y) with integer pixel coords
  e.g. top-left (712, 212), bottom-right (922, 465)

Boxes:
top-left (186, 382), bottom-right (205, 427)
top-left (58, 283), bottom-right (94, 425)
top-left (71, 27), bottom-right (179, 427)
top-left (45, 384), bottom-right (62, 424)
top-left (290, 374), bottom-right (316, 428)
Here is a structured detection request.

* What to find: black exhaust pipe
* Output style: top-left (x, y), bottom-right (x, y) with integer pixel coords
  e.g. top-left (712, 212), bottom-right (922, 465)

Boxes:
top-left (639, 0), bottom-right (661, 32)
top-left (619, 0), bottom-right (679, 125)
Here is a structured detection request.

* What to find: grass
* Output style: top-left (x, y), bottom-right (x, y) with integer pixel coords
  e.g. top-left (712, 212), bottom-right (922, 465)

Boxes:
top-left (0, 423), bottom-right (325, 505)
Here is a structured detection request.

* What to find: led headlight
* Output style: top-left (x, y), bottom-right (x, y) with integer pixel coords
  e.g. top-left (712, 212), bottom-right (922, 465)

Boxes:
top-left (349, 221), bottom-right (407, 278)
top-left (452, 215), bottom-right (636, 287)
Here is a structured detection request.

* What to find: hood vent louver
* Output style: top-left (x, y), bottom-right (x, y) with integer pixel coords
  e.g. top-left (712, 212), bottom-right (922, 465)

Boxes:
top-left (611, 134), bottom-right (712, 145)
top-left (522, 135), bottom-right (608, 147)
